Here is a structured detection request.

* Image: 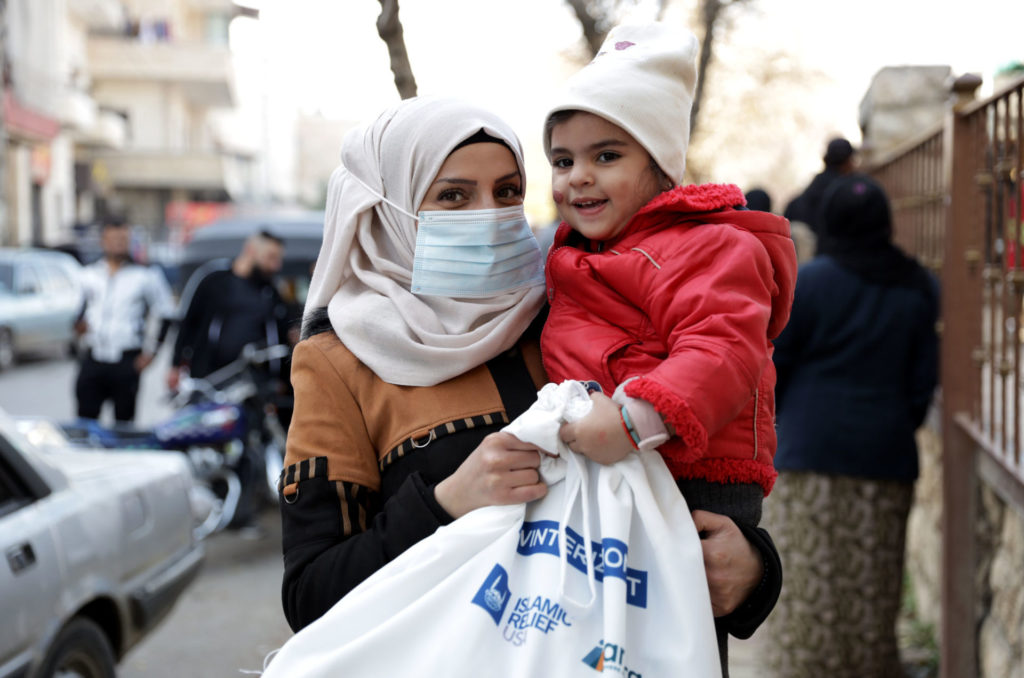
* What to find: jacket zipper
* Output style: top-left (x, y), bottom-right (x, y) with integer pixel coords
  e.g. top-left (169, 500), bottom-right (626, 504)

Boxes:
top-left (752, 388), bottom-right (759, 460)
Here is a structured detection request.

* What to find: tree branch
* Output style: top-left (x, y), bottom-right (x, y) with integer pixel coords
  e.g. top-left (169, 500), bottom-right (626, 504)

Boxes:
top-left (690, 0), bottom-right (722, 141)
top-left (565, 0), bottom-right (606, 56)
top-left (376, 0), bottom-right (417, 99)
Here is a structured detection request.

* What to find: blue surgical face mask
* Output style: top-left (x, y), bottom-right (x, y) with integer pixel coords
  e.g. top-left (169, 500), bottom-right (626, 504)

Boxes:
top-left (412, 205), bottom-right (544, 298)
top-left (346, 167), bottom-right (544, 298)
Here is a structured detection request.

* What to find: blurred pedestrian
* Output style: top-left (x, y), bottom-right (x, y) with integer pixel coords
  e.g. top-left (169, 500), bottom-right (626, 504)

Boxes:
top-left (743, 187), bottom-right (772, 212)
top-left (784, 136), bottom-right (857, 237)
top-left (168, 228), bottom-right (293, 532)
top-left (168, 229), bottom-right (291, 389)
top-left (75, 215), bottom-right (174, 423)
top-left (763, 173), bottom-right (939, 678)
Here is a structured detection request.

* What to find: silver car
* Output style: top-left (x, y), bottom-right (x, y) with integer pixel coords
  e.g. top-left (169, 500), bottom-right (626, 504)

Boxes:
top-left (0, 412), bottom-right (204, 678)
top-left (0, 249), bottom-right (84, 370)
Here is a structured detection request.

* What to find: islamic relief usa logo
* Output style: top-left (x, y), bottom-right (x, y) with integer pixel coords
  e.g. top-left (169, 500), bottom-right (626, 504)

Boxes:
top-left (471, 563), bottom-right (511, 625)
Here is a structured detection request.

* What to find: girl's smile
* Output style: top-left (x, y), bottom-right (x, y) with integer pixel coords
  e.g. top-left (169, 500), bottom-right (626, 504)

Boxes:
top-left (548, 112), bottom-right (664, 242)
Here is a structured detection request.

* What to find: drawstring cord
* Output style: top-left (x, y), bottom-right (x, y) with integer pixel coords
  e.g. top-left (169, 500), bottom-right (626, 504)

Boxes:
top-left (557, 448), bottom-right (597, 611)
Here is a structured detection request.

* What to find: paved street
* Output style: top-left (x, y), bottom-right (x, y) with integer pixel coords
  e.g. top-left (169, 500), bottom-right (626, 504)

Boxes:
top-left (0, 350), bottom-right (767, 677)
top-left (119, 509), bottom-right (292, 678)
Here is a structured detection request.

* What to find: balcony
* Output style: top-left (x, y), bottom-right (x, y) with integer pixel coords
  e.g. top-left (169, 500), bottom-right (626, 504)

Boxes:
top-left (61, 88), bottom-right (97, 131)
top-left (91, 149), bottom-right (247, 197)
top-left (76, 110), bottom-right (127, 149)
top-left (86, 37), bottom-right (235, 107)
top-left (68, 0), bottom-right (124, 30)
top-left (186, 0), bottom-right (241, 10)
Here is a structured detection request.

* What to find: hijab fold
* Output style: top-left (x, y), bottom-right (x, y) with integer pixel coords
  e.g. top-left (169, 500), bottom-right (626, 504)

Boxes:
top-left (304, 96), bottom-right (545, 387)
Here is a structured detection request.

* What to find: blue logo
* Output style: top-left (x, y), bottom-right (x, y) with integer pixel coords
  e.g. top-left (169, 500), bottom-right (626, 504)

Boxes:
top-left (582, 640), bottom-right (643, 676)
top-left (517, 520), bottom-right (649, 608)
top-left (471, 563), bottom-right (511, 625)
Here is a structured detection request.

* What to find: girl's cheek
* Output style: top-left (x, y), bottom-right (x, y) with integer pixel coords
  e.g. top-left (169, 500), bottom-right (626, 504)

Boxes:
top-left (552, 190), bottom-right (565, 204)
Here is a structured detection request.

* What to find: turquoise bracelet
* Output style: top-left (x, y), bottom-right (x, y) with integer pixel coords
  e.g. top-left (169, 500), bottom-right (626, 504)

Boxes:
top-left (619, 405), bottom-right (642, 447)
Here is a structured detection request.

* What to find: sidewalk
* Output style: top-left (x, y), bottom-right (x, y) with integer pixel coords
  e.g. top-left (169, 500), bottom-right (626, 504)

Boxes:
top-left (728, 628), bottom-right (766, 677)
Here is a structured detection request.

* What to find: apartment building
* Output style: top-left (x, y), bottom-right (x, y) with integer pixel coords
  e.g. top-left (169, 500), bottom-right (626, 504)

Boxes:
top-left (2, 0), bottom-right (127, 246)
top-left (0, 0), bottom-right (253, 248)
top-left (83, 0), bottom-right (254, 239)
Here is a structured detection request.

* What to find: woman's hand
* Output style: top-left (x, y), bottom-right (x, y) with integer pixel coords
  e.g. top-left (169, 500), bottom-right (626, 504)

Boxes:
top-left (434, 432), bottom-right (547, 519)
top-left (692, 510), bottom-right (764, 617)
top-left (559, 391), bottom-right (635, 465)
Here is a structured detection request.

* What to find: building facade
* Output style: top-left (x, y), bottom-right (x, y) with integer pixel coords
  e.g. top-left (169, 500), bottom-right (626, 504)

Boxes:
top-left (1, 0), bottom-right (254, 249)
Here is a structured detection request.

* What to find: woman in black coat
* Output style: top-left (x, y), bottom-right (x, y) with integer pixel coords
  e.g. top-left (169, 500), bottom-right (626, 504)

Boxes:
top-left (763, 173), bottom-right (939, 678)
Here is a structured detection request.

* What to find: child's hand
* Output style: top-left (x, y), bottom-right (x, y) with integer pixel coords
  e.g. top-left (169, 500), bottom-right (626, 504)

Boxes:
top-left (559, 391), bottom-right (635, 465)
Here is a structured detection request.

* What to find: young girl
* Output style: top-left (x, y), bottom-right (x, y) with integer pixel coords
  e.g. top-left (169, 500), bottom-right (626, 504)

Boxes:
top-left (541, 21), bottom-right (798, 672)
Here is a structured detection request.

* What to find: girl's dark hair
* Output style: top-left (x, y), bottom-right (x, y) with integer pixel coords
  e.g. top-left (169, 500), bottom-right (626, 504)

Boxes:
top-left (649, 159), bottom-right (674, 192)
top-left (546, 109), bottom-right (675, 192)
top-left (544, 110), bottom-right (578, 148)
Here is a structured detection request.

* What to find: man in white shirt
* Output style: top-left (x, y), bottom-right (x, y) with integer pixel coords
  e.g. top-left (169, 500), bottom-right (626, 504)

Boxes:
top-left (74, 217), bottom-right (174, 423)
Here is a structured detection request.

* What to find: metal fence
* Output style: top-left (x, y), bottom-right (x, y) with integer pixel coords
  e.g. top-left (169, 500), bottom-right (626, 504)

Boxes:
top-left (868, 74), bottom-right (1024, 678)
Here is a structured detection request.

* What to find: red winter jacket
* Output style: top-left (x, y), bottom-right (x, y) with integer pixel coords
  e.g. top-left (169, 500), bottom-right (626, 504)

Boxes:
top-left (541, 184), bottom-right (797, 495)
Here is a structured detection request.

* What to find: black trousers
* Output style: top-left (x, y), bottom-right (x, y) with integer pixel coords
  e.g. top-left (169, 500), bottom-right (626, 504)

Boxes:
top-left (75, 350), bottom-right (142, 423)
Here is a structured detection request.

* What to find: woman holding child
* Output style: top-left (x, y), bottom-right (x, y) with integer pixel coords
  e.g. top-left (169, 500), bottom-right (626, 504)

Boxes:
top-left (279, 21), bottom-right (791, 676)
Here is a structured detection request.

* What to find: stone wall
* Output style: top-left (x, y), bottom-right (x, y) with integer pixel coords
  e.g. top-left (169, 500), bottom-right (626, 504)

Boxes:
top-left (977, 485), bottom-right (1024, 677)
top-left (858, 66), bottom-right (952, 166)
top-left (905, 414), bottom-right (1024, 677)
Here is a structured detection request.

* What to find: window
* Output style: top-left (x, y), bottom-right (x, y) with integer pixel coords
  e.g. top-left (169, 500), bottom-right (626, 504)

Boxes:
top-left (36, 261), bottom-right (74, 295)
top-left (0, 448), bottom-right (32, 517)
top-left (0, 434), bottom-right (50, 518)
top-left (0, 263), bottom-right (13, 293)
top-left (15, 264), bottom-right (41, 295)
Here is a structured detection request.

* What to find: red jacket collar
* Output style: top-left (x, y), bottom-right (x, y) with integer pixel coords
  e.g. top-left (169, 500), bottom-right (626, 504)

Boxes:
top-left (636, 183), bottom-right (746, 217)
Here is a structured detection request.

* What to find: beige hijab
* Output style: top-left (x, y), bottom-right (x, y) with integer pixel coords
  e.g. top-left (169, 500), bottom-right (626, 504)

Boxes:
top-left (304, 96), bottom-right (546, 387)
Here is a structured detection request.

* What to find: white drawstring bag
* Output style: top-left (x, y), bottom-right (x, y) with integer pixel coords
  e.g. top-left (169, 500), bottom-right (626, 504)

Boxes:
top-left (261, 381), bottom-right (722, 677)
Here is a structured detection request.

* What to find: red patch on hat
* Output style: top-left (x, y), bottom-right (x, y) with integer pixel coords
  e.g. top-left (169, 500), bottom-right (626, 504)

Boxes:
top-left (614, 41), bottom-right (635, 50)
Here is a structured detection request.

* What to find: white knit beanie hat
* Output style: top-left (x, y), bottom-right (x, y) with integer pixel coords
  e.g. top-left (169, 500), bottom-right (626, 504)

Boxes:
top-left (544, 22), bottom-right (699, 185)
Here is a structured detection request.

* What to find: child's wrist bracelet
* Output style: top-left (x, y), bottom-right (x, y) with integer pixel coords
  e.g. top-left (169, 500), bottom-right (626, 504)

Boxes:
top-left (619, 405), bottom-right (642, 449)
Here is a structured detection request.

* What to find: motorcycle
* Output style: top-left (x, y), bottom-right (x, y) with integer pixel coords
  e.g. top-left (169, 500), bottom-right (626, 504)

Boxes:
top-left (61, 343), bottom-right (292, 540)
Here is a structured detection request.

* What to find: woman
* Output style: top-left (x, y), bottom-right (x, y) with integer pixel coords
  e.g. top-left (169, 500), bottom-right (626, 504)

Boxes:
top-left (764, 173), bottom-right (940, 677)
top-left (278, 97), bottom-right (779, 662)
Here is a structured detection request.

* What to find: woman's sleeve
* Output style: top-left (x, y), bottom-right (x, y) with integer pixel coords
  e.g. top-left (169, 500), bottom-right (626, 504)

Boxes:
top-left (278, 340), bottom-right (454, 632)
top-left (625, 228), bottom-right (776, 461)
top-left (676, 479), bottom-right (782, 638)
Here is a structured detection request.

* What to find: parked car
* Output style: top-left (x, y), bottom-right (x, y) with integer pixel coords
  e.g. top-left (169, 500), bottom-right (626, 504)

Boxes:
top-left (0, 410), bottom-right (204, 678)
top-left (0, 249), bottom-right (84, 370)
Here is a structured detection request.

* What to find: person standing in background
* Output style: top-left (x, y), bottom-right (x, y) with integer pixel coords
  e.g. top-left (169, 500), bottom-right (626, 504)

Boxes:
top-left (743, 187), bottom-right (772, 213)
top-left (764, 173), bottom-right (939, 677)
top-left (75, 216), bottom-right (175, 423)
top-left (168, 229), bottom-right (291, 389)
top-left (783, 136), bottom-right (857, 238)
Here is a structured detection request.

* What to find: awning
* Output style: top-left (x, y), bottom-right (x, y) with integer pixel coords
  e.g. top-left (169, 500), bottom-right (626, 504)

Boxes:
top-left (3, 90), bottom-right (60, 143)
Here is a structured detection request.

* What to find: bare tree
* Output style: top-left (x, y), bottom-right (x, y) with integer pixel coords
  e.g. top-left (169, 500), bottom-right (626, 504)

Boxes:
top-left (690, 0), bottom-right (750, 140)
top-left (564, 0), bottom-right (669, 57)
top-left (376, 0), bottom-right (417, 99)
